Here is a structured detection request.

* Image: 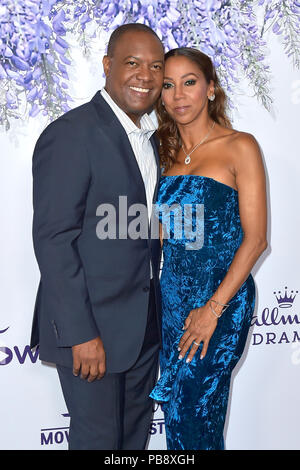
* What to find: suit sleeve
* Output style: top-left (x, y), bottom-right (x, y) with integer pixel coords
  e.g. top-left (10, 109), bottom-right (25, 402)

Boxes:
top-left (32, 117), bottom-right (99, 347)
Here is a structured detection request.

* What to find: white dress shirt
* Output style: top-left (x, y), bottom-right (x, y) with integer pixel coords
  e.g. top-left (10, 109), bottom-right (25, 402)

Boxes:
top-left (100, 88), bottom-right (157, 278)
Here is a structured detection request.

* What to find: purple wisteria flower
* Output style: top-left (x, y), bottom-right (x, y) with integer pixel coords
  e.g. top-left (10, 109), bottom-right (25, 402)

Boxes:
top-left (0, 0), bottom-right (300, 131)
top-left (0, 0), bottom-right (71, 130)
top-left (260, 0), bottom-right (300, 68)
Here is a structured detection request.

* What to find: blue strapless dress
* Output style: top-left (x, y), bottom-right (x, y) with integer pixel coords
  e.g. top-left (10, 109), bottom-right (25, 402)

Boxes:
top-left (150, 175), bottom-right (255, 450)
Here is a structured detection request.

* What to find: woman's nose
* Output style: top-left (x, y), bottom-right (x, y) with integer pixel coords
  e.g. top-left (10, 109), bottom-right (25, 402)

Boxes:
top-left (173, 85), bottom-right (185, 100)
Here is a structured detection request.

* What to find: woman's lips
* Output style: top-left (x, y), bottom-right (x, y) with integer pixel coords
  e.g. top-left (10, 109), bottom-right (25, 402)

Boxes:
top-left (174, 105), bottom-right (190, 114)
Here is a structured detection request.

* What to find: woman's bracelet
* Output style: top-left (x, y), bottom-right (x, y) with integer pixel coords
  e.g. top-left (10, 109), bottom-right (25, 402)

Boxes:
top-left (209, 299), bottom-right (230, 318)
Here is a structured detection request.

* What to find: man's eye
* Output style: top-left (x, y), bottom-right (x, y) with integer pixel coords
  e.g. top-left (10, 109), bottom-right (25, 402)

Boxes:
top-left (185, 79), bottom-right (196, 86)
top-left (163, 82), bottom-right (173, 89)
top-left (127, 61), bottom-right (137, 66)
top-left (152, 64), bottom-right (162, 70)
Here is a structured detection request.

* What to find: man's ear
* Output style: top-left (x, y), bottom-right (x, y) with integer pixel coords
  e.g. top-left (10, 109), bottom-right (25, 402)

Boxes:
top-left (102, 55), bottom-right (111, 77)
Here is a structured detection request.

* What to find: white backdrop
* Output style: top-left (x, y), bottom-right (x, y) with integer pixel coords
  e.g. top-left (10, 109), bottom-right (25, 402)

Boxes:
top-left (1, 28), bottom-right (300, 450)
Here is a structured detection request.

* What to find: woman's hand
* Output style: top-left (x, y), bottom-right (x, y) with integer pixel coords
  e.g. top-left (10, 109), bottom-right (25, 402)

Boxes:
top-left (178, 303), bottom-right (218, 363)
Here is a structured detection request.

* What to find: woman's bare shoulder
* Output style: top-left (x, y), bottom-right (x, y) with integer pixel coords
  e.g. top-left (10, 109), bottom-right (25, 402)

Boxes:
top-left (228, 131), bottom-right (265, 180)
top-left (229, 130), bottom-right (260, 151)
top-left (224, 130), bottom-right (261, 166)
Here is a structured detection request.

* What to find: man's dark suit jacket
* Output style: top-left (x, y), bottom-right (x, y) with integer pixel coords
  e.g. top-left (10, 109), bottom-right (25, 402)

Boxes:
top-left (30, 91), bottom-right (162, 373)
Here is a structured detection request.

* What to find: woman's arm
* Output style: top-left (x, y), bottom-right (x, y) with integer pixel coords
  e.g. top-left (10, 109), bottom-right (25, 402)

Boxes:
top-left (178, 133), bottom-right (268, 362)
top-left (159, 221), bottom-right (163, 247)
top-left (209, 132), bottom-right (267, 312)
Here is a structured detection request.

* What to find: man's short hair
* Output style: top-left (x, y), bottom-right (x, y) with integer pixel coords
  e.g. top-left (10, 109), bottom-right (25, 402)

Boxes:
top-left (107, 23), bottom-right (163, 57)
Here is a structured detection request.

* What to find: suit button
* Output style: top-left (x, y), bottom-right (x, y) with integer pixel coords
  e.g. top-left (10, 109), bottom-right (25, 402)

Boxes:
top-left (143, 286), bottom-right (150, 292)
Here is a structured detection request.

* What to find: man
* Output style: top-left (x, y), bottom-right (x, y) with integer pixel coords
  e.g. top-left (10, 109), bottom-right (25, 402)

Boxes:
top-left (30, 23), bottom-right (164, 450)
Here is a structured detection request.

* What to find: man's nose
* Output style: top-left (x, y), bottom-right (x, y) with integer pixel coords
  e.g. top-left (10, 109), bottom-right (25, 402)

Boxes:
top-left (136, 65), bottom-right (152, 82)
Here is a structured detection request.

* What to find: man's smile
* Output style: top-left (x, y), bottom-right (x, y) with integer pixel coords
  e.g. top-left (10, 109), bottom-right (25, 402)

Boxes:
top-left (129, 86), bottom-right (151, 93)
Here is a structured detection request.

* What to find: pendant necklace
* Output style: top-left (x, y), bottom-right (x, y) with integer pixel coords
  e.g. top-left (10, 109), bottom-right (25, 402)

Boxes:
top-left (182, 121), bottom-right (215, 165)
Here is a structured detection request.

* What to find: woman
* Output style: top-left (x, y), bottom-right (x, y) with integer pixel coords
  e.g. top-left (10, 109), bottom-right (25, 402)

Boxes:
top-left (150, 48), bottom-right (267, 450)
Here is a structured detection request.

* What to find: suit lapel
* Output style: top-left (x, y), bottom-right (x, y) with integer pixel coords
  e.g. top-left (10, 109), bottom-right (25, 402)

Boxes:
top-left (150, 132), bottom-right (161, 204)
top-left (91, 91), bottom-right (147, 206)
top-left (91, 92), bottom-right (162, 246)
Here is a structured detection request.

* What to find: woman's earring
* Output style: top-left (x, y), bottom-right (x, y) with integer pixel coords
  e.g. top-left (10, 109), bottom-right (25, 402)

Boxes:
top-left (208, 94), bottom-right (215, 101)
top-left (162, 101), bottom-right (165, 106)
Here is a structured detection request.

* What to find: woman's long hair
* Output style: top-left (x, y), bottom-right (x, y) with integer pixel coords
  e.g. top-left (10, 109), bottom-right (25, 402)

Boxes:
top-left (156, 47), bottom-right (232, 171)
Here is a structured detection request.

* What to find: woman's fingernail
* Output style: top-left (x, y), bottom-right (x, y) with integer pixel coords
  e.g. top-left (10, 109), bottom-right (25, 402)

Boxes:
top-left (177, 347), bottom-right (181, 351)
top-left (200, 355), bottom-right (204, 360)
top-left (178, 355), bottom-right (183, 360)
top-left (186, 358), bottom-right (191, 363)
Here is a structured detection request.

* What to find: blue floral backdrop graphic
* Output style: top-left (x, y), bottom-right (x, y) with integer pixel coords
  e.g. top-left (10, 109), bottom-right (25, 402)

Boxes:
top-left (0, 0), bottom-right (300, 131)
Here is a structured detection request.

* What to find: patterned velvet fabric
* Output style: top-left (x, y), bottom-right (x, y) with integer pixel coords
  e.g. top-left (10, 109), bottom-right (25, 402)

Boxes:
top-left (150, 175), bottom-right (255, 450)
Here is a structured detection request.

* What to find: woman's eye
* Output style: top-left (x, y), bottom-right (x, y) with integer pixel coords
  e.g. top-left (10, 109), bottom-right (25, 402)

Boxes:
top-left (185, 79), bottom-right (196, 86)
top-left (163, 82), bottom-right (173, 89)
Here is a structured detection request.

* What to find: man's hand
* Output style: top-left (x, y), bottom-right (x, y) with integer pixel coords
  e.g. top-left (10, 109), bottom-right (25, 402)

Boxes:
top-left (72, 336), bottom-right (106, 382)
